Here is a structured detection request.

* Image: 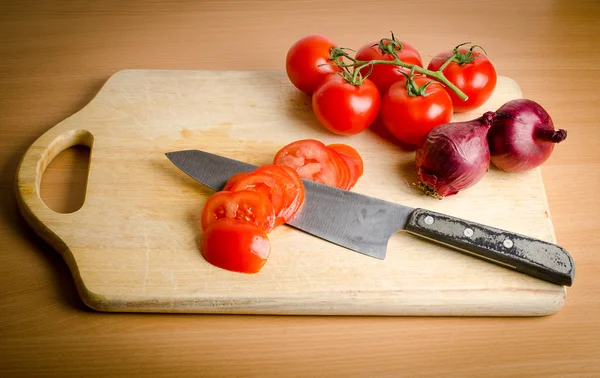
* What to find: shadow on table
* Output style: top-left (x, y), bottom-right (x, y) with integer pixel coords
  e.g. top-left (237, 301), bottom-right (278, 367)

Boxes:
top-left (2, 149), bottom-right (90, 312)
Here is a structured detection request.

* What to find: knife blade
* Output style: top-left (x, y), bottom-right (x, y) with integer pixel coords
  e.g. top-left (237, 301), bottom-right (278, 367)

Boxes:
top-left (165, 149), bottom-right (575, 287)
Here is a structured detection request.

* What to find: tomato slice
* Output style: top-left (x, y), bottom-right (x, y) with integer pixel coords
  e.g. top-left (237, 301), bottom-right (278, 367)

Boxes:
top-left (252, 164), bottom-right (303, 227)
top-left (273, 139), bottom-right (342, 188)
top-left (340, 155), bottom-right (359, 189)
top-left (327, 144), bottom-right (363, 177)
top-left (223, 172), bottom-right (248, 191)
top-left (230, 164), bottom-right (302, 227)
top-left (327, 144), bottom-right (364, 189)
top-left (277, 165), bottom-right (306, 223)
top-left (201, 218), bottom-right (270, 274)
top-left (201, 190), bottom-right (276, 232)
top-left (230, 167), bottom-right (285, 216)
top-left (327, 148), bottom-right (351, 190)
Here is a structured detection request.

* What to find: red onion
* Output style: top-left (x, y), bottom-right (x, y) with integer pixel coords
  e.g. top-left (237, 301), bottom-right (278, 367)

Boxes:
top-left (488, 99), bottom-right (567, 172)
top-left (416, 112), bottom-right (495, 198)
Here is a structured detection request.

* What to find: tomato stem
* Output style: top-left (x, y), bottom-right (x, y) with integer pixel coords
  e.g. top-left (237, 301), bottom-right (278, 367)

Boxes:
top-left (401, 69), bottom-right (434, 97)
top-left (358, 56), bottom-right (468, 100)
top-left (450, 42), bottom-right (487, 66)
top-left (438, 54), bottom-right (455, 71)
top-left (329, 38), bottom-right (469, 100)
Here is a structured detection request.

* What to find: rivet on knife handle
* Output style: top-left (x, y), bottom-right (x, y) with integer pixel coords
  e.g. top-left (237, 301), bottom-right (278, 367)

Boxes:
top-left (405, 208), bottom-right (575, 286)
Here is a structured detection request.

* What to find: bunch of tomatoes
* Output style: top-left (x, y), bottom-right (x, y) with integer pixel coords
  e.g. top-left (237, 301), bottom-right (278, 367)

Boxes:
top-left (285, 34), bottom-right (497, 146)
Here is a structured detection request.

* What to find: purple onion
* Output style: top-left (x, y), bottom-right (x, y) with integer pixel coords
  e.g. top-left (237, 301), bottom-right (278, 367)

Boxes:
top-left (488, 99), bottom-right (567, 172)
top-left (416, 112), bottom-right (495, 198)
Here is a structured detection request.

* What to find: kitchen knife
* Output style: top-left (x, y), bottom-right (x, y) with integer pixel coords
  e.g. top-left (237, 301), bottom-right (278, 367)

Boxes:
top-left (165, 149), bottom-right (575, 287)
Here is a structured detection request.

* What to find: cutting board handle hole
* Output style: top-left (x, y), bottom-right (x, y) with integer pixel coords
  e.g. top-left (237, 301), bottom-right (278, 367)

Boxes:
top-left (39, 130), bottom-right (93, 214)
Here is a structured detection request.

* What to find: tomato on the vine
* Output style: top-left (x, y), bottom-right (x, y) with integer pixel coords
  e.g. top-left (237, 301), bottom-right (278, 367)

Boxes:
top-left (380, 75), bottom-right (453, 146)
top-left (286, 34), bottom-right (342, 95)
top-left (312, 74), bottom-right (381, 136)
top-left (355, 39), bottom-right (423, 94)
top-left (427, 45), bottom-right (497, 113)
top-left (201, 218), bottom-right (270, 274)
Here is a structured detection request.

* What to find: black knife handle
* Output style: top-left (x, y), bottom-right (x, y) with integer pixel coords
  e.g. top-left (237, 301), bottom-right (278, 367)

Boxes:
top-left (405, 208), bottom-right (575, 286)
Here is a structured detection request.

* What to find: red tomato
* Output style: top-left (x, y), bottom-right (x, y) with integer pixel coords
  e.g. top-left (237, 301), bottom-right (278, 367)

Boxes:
top-left (274, 139), bottom-right (342, 188)
top-left (286, 34), bottom-right (342, 95)
top-left (201, 190), bottom-right (276, 233)
top-left (200, 218), bottom-right (270, 274)
top-left (427, 47), bottom-right (497, 112)
top-left (380, 76), bottom-right (453, 146)
top-left (223, 172), bottom-right (247, 191)
top-left (312, 74), bottom-right (381, 136)
top-left (327, 144), bottom-right (363, 189)
top-left (355, 39), bottom-right (423, 94)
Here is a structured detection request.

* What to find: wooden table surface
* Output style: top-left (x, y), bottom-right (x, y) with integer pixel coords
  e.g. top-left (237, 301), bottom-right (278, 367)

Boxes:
top-left (1, 0), bottom-right (599, 376)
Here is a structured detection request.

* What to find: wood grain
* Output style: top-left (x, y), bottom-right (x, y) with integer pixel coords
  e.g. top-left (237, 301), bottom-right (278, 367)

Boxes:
top-left (15, 69), bottom-right (566, 315)
top-left (1, 0), bottom-right (600, 376)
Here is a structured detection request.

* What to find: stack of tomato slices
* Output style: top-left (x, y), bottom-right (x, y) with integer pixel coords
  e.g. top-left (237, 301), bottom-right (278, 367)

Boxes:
top-left (199, 139), bottom-right (364, 274)
top-left (273, 139), bottom-right (363, 190)
top-left (200, 164), bottom-right (305, 274)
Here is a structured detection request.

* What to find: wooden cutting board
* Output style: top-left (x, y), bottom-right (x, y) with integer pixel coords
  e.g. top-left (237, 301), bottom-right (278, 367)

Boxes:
top-left (16, 69), bottom-right (568, 316)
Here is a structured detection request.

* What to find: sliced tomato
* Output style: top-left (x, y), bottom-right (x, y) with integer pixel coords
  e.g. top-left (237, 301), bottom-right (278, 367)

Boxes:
top-left (230, 167), bottom-right (285, 218)
top-left (327, 144), bottom-right (363, 177)
top-left (230, 164), bottom-right (300, 227)
top-left (200, 190), bottom-right (276, 232)
top-left (273, 139), bottom-right (342, 188)
top-left (331, 150), bottom-right (356, 190)
top-left (223, 172), bottom-right (247, 191)
top-left (326, 148), bottom-right (351, 190)
top-left (277, 165), bottom-right (306, 223)
top-left (327, 144), bottom-right (364, 189)
top-left (253, 164), bottom-right (302, 227)
top-left (201, 218), bottom-right (270, 274)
